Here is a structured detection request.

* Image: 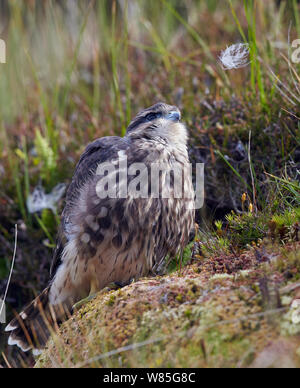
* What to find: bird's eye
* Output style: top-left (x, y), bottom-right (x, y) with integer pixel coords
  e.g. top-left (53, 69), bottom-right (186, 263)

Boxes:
top-left (145, 112), bottom-right (162, 121)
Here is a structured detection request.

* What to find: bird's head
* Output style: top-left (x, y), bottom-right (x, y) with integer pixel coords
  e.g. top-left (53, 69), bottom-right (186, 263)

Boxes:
top-left (126, 102), bottom-right (188, 147)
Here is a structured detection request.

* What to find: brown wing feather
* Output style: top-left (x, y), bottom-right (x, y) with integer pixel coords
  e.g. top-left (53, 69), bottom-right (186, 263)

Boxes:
top-left (50, 136), bottom-right (130, 278)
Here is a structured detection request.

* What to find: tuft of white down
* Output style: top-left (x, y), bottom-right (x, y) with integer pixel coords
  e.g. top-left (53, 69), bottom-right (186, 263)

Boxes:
top-left (219, 43), bottom-right (250, 70)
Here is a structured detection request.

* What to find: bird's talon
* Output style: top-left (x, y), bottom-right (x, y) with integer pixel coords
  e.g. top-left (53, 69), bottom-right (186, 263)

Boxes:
top-left (72, 293), bottom-right (98, 311)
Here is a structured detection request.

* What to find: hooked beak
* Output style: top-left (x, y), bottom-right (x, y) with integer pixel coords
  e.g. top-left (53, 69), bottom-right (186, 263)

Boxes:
top-left (166, 111), bottom-right (181, 122)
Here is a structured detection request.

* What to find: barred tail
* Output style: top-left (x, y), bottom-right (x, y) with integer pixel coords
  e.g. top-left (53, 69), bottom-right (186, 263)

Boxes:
top-left (5, 287), bottom-right (66, 355)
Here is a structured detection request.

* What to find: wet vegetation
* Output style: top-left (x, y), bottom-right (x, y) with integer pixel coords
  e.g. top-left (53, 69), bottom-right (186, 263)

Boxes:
top-left (0, 0), bottom-right (300, 368)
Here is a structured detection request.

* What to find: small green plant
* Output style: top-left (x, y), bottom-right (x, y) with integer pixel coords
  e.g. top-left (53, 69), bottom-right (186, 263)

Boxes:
top-left (269, 207), bottom-right (300, 241)
top-left (225, 211), bottom-right (266, 248)
top-left (167, 243), bottom-right (194, 273)
top-left (215, 220), bottom-right (223, 231)
top-left (267, 173), bottom-right (300, 207)
top-left (34, 129), bottom-right (57, 186)
top-left (228, 0), bottom-right (268, 111)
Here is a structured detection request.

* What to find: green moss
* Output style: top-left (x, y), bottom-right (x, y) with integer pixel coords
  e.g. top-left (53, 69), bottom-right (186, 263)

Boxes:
top-left (106, 294), bottom-right (116, 307)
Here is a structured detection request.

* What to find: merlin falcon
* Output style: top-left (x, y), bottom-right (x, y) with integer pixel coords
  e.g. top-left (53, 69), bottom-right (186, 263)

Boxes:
top-left (6, 102), bottom-right (195, 353)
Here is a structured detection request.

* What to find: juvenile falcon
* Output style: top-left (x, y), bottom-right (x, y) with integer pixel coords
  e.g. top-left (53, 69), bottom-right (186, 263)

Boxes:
top-left (6, 102), bottom-right (195, 353)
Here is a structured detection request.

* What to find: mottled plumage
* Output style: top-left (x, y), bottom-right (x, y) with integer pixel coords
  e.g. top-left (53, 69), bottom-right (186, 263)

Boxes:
top-left (6, 102), bottom-right (195, 353)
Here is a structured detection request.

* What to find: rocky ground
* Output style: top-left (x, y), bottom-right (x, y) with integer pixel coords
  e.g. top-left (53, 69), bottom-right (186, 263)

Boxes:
top-left (35, 239), bottom-right (300, 368)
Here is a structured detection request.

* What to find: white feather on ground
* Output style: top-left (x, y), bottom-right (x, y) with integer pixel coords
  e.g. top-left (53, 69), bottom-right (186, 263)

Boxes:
top-left (219, 43), bottom-right (250, 70)
top-left (27, 183), bottom-right (66, 214)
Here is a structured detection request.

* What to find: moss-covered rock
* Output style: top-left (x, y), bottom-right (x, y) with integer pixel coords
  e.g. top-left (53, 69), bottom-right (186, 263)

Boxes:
top-left (36, 241), bottom-right (300, 368)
